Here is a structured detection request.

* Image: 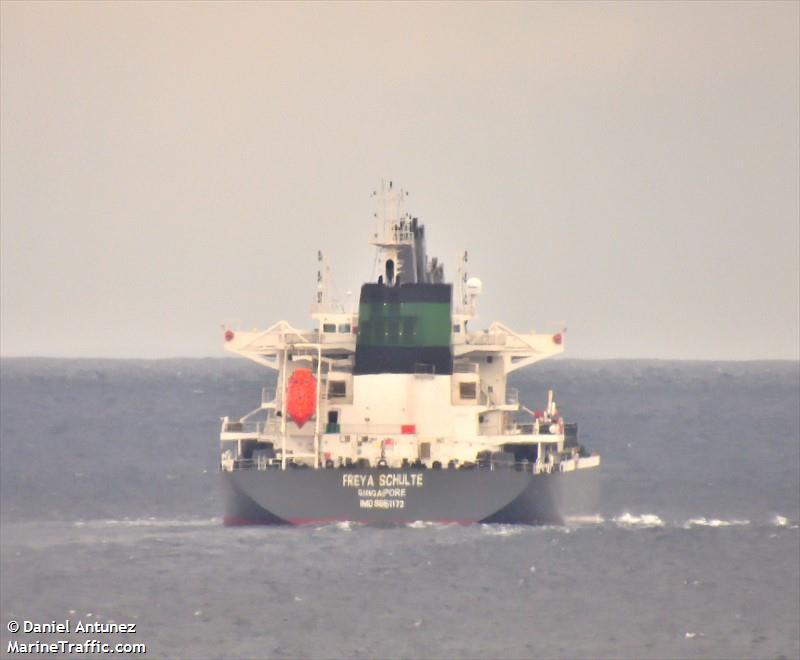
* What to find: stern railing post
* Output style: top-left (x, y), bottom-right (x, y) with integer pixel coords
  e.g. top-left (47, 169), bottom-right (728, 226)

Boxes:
top-left (313, 341), bottom-right (322, 468)
top-left (280, 347), bottom-right (288, 470)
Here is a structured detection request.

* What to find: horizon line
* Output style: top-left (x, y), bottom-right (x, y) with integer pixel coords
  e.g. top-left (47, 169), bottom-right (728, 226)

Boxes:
top-left (0, 355), bottom-right (798, 363)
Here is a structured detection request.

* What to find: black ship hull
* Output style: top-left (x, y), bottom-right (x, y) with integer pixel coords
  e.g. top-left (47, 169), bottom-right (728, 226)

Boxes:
top-left (222, 467), bottom-right (598, 526)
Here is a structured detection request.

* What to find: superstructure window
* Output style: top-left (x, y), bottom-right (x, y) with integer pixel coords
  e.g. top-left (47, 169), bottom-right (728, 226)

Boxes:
top-left (323, 323), bottom-right (336, 333)
top-left (402, 318), bottom-right (416, 345)
top-left (338, 323), bottom-right (351, 334)
top-left (328, 381), bottom-right (347, 398)
top-left (374, 319), bottom-right (385, 342)
top-left (453, 324), bottom-right (461, 333)
top-left (459, 382), bottom-right (477, 399)
top-left (356, 307), bottom-right (423, 346)
top-left (387, 318), bottom-right (400, 344)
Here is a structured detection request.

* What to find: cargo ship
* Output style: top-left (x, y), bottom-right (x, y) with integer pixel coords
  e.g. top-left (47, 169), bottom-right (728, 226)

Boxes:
top-left (220, 182), bottom-right (600, 525)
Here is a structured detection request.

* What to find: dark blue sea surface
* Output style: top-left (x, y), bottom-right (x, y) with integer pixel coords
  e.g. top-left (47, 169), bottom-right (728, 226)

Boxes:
top-left (1, 359), bottom-right (798, 659)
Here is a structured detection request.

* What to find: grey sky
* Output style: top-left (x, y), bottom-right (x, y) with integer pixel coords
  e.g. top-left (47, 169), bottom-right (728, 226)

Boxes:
top-left (1, 1), bottom-right (798, 359)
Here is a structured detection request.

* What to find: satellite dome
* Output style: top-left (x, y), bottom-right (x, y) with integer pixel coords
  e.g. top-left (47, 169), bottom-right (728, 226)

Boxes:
top-left (466, 277), bottom-right (483, 296)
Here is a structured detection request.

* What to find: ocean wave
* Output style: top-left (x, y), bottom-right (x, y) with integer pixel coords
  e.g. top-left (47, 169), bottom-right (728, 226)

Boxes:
top-left (406, 520), bottom-right (443, 529)
top-left (565, 514), bottom-right (606, 525)
top-left (613, 513), bottom-right (665, 528)
top-left (74, 518), bottom-right (222, 528)
top-left (771, 515), bottom-right (798, 528)
top-left (312, 520), bottom-right (362, 532)
top-left (682, 517), bottom-right (750, 529)
top-left (480, 524), bottom-right (524, 536)
top-left (67, 514), bottom-right (798, 533)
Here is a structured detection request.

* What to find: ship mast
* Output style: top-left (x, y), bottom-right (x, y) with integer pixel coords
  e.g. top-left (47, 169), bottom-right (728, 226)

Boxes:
top-left (370, 180), bottom-right (440, 286)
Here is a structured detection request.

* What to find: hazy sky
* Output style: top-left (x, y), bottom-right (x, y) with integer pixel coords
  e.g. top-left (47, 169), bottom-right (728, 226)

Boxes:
top-left (1, 1), bottom-right (798, 359)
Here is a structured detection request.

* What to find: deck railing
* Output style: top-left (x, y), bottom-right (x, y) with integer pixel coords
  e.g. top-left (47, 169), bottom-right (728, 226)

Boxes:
top-left (223, 457), bottom-right (570, 474)
top-left (332, 424), bottom-right (413, 436)
top-left (221, 420), bottom-right (263, 435)
top-left (466, 333), bottom-right (507, 346)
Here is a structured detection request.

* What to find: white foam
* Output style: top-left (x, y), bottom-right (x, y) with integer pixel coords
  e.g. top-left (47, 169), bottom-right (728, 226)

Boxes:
top-left (313, 521), bottom-right (353, 532)
top-left (772, 515), bottom-right (789, 527)
top-left (99, 518), bottom-right (221, 528)
top-left (683, 517), bottom-right (750, 529)
top-left (480, 524), bottom-right (523, 536)
top-left (405, 521), bottom-right (459, 530)
top-left (565, 514), bottom-right (606, 525)
top-left (613, 513), bottom-right (665, 528)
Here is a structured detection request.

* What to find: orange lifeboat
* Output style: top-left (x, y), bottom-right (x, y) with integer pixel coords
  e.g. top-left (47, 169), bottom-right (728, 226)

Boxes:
top-left (286, 368), bottom-right (316, 428)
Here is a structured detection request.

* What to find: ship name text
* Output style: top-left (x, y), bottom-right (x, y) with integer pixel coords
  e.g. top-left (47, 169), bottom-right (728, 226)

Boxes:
top-left (341, 473), bottom-right (424, 488)
top-left (341, 473), bottom-right (424, 510)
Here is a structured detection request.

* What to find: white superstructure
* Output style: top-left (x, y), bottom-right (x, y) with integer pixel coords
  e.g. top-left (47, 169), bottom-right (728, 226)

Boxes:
top-left (220, 183), bottom-right (598, 476)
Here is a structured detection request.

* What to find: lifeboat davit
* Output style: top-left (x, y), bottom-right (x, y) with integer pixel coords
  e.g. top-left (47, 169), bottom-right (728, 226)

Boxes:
top-left (286, 368), bottom-right (316, 428)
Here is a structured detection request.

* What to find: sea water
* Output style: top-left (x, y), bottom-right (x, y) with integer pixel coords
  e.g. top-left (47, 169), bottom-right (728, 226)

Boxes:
top-left (1, 359), bottom-right (798, 659)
